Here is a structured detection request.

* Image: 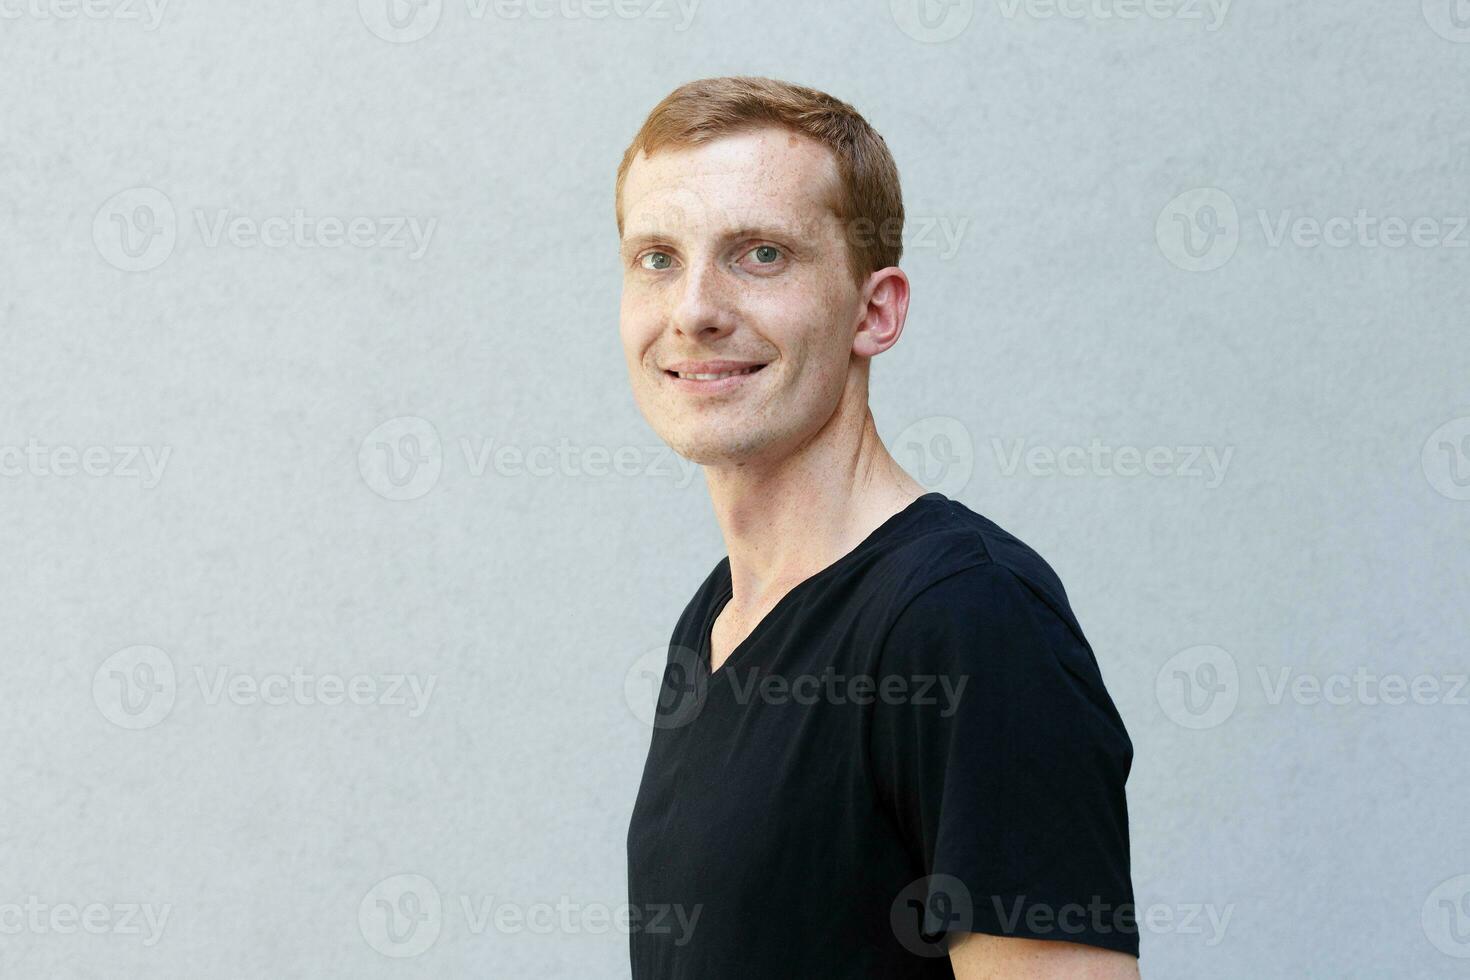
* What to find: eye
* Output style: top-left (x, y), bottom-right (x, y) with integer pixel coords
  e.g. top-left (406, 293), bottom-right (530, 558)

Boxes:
top-left (747, 245), bottom-right (783, 265)
top-left (639, 251), bottom-right (674, 271)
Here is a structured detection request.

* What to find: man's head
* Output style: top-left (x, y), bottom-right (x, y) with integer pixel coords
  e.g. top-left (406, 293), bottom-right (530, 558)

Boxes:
top-left (616, 76), bottom-right (908, 468)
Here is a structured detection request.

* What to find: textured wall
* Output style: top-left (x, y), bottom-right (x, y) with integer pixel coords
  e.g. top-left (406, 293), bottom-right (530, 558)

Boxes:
top-left (2, 1), bottom-right (1467, 977)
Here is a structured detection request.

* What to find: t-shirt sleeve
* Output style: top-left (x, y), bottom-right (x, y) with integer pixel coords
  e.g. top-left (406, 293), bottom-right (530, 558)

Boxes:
top-left (867, 560), bottom-right (1139, 957)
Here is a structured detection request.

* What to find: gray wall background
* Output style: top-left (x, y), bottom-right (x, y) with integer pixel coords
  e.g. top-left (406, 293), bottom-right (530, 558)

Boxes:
top-left (2, 1), bottom-right (1467, 977)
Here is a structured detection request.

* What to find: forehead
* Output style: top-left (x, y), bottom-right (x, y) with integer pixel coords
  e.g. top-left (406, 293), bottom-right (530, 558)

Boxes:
top-left (621, 126), bottom-right (842, 240)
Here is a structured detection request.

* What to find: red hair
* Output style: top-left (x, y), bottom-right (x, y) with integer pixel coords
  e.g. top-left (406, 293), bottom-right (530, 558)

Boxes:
top-left (615, 76), bottom-right (904, 286)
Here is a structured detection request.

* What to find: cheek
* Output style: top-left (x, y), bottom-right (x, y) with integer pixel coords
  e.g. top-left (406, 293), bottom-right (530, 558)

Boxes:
top-left (795, 292), bottom-right (857, 365)
top-left (618, 294), bottom-right (656, 364)
top-left (800, 293), bottom-right (862, 394)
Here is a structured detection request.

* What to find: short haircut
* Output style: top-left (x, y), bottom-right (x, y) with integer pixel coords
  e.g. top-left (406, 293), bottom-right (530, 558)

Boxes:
top-left (615, 76), bottom-right (904, 287)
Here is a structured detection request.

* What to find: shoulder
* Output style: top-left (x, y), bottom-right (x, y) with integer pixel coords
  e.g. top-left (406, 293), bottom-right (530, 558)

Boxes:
top-left (875, 496), bottom-right (1087, 651)
top-left (873, 502), bottom-right (1125, 722)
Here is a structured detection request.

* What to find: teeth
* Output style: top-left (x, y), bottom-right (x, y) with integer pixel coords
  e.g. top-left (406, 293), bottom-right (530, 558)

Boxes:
top-left (675, 366), bottom-right (760, 381)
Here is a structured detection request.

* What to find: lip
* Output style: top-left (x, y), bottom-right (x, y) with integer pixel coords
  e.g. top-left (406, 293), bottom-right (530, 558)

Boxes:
top-left (660, 359), bottom-right (769, 395)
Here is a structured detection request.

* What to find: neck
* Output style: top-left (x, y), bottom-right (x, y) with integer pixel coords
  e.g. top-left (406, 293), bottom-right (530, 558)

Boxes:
top-left (701, 371), bottom-right (929, 609)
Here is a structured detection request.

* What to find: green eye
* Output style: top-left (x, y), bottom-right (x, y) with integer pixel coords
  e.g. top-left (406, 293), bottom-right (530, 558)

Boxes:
top-left (750, 245), bottom-right (782, 264)
top-left (641, 251), bottom-right (673, 270)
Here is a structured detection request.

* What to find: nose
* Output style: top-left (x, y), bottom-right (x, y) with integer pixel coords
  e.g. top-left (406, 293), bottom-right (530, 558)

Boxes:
top-left (670, 260), bottom-right (735, 340)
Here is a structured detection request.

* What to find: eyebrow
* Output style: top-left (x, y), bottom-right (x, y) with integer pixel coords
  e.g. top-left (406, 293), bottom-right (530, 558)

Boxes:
top-left (619, 221), bottom-right (819, 256)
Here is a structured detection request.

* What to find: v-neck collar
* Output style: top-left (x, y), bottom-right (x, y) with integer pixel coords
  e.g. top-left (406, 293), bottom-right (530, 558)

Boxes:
top-left (698, 493), bottom-right (946, 680)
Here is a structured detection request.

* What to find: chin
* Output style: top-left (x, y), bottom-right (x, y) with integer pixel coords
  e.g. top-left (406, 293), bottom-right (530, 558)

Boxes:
top-left (657, 422), bottom-right (790, 469)
top-left (661, 434), bottom-right (745, 467)
top-left (649, 421), bottom-right (737, 464)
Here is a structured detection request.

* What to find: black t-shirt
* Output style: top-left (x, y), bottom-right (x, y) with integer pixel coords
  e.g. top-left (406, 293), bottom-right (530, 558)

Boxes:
top-left (626, 492), bottom-right (1137, 978)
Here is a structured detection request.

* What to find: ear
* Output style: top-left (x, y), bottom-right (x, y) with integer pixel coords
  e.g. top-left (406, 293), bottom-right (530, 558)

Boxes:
top-left (852, 267), bottom-right (910, 358)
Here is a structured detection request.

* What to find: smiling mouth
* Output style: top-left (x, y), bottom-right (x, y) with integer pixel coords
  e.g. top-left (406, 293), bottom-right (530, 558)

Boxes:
top-left (665, 365), bottom-right (767, 381)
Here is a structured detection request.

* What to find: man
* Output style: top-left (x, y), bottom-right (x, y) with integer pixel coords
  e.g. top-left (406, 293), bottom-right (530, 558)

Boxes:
top-left (618, 76), bottom-right (1139, 979)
